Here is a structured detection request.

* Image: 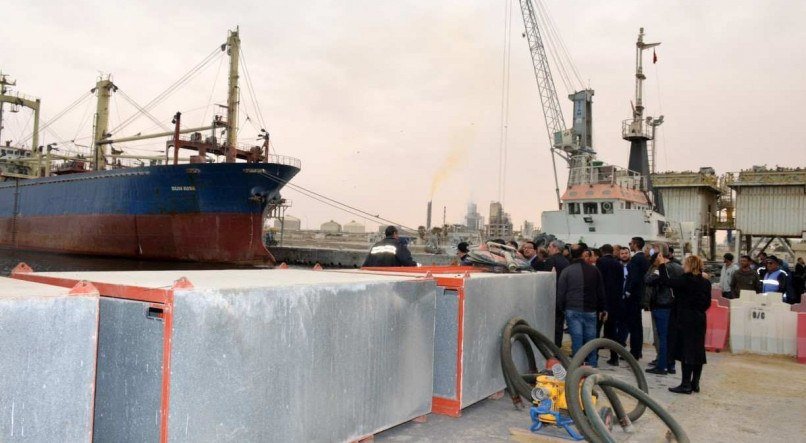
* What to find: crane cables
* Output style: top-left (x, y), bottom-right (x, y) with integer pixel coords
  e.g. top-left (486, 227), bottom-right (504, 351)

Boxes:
top-left (21, 90), bottom-right (93, 145)
top-left (533, 0), bottom-right (585, 94)
top-left (239, 47), bottom-right (268, 133)
top-left (498, 0), bottom-right (514, 206)
top-left (200, 52), bottom-right (226, 127)
top-left (117, 89), bottom-right (172, 133)
top-left (257, 170), bottom-right (417, 232)
top-left (110, 45), bottom-right (224, 136)
top-left (653, 61), bottom-right (668, 171)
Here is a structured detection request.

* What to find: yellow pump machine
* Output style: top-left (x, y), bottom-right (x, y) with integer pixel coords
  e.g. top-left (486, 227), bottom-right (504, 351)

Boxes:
top-left (530, 360), bottom-right (613, 440)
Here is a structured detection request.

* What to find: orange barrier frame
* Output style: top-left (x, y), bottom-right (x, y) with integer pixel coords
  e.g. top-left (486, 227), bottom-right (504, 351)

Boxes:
top-left (11, 263), bottom-right (190, 443)
top-left (361, 265), bottom-right (482, 417)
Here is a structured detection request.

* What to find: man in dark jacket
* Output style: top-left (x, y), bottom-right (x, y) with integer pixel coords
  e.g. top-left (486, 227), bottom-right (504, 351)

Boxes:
top-left (537, 240), bottom-right (570, 346)
top-left (645, 245), bottom-right (683, 375)
top-left (558, 244), bottom-right (607, 367)
top-left (362, 226), bottom-right (418, 267)
top-left (794, 257), bottom-right (805, 304)
top-left (624, 236), bottom-right (649, 360)
top-left (597, 244), bottom-right (626, 366)
top-left (730, 255), bottom-right (761, 296)
top-left (456, 241), bottom-right (473, 266)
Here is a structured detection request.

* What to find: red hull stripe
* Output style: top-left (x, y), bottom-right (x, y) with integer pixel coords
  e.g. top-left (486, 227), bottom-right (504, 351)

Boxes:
top-left (0, 213), bottom-right (272, 263)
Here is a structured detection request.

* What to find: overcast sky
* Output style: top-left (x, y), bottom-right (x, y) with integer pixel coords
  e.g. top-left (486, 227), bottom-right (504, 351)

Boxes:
top-left (2, 0), bottom-right (804, 231)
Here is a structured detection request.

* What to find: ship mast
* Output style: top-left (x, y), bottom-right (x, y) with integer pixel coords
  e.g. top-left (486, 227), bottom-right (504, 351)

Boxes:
top-left (225, 27), bottom-right (240, 163)
top-left (92, 76), bottom-right (116, 171)
top-left (631, 28), bottom-right (660, 125)
top-left (0, 72), bottom-right (10, 144)
top-left (622, 28), bottom-right (663, 213)
top-left (0, 72), bottom-right (42, 176)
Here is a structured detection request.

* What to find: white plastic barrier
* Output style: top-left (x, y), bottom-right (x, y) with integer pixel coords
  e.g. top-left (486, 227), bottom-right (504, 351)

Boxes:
top-left (729, 290), bottom-right (797, 356)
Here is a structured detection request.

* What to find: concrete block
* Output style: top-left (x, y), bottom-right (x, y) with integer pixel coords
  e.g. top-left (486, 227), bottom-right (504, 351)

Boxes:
top-left (12, 269), bottom-right (437, 442)
top-left (0, 277), bottom-right (99, 442)
top-left (337, 268), bottom-right (556, 416)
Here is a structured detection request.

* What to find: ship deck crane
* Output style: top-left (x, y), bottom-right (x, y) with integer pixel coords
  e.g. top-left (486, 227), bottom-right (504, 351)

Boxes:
top-left (516, 0), bottom-right (595, 208)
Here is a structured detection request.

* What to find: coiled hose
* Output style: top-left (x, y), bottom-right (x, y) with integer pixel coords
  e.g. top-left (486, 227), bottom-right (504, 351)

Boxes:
top-left (581, 373), bottom-right (689, 443)
top-left (501, 319), bottom-right (688, 442)
top-left (500, 318), bottom-right (570, 405)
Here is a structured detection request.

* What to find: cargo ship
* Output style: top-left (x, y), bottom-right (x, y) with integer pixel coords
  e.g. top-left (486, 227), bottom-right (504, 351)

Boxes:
top-left (0, 28), bottom-right (301, 263)
top-left (538, 28), bottom-right (680, 247)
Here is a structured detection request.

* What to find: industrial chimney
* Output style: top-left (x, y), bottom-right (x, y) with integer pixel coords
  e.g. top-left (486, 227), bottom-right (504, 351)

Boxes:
top-left (426, 201), bottom-right (433, 230)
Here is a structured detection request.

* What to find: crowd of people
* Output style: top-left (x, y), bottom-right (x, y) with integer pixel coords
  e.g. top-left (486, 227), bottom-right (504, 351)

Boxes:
top-left (719, 251), bottom-right (804, 304)
top-left (364, 227), bottom-right (804, 396)
top-left (505, 236), bottom-right (715, 395)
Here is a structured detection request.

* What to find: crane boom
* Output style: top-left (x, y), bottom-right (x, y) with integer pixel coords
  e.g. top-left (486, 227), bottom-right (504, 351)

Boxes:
top-left (517, 0), bottom-right (596, 208)
top-left (517, 0), bottom-right (566, 142)
top-left (517, 0), bottom-right (567, 207)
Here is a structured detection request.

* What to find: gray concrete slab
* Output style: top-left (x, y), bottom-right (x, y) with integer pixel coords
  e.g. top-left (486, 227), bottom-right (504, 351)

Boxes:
top-left (166, 280), bottom-right (437, 442)
top-left (0, 277), bottom-right (99, 442)
top-left (25, 269), bottom-right (439, 442)
top-left (33, 268), bottom-right (429, 290)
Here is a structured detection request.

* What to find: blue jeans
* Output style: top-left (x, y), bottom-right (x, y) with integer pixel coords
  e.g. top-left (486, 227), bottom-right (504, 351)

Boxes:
top-left (566, 310), bottom-right (598, 367)
top-left (652, 308), bottom-right (674, 371)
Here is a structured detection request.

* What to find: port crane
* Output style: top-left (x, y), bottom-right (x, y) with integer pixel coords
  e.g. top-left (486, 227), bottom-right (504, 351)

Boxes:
top-left (516, 0), bottom-right (595, 208)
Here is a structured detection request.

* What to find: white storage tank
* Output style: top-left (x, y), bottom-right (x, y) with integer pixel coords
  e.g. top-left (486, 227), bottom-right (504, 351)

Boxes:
top-left (273, 215), bottom-right (301, 231)
top-left (320, 219), bottom-right (342, 233)
top-left (344, 220), bottom-right (366, 234)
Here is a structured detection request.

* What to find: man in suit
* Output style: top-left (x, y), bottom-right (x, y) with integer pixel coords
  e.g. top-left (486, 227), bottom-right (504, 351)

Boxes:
top-left (624, 236), bottom-right (649, 360)
top-left (521, 241), bottom-right (540, 270)
top-left (597, 244), bottom-right (626, 365)
top-left (537, 240), bottom-right (571, 347)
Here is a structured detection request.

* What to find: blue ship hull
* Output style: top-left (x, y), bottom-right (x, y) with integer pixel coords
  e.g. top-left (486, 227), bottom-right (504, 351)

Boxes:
top-left (0, 162), bottom-right (300, 262)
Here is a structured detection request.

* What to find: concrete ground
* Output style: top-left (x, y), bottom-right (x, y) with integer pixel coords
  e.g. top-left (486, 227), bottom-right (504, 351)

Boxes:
top-left (376, 345), bottom-right (806, 442)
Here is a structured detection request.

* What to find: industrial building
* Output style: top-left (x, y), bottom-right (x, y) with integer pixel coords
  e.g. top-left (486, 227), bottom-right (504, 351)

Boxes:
top-left (729, 167), bottom-right (805, 258)
top-left (465, 203), bottom-right (484, 231)
top-left (652, 168), bottom-right (724, 258)
top-left (487, 201), bottom-right (513, 239)
top-left (653, 166), bottom-right (804, 261)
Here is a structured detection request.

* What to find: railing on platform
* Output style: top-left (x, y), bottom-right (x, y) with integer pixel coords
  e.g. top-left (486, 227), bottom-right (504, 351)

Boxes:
top-left (265, 154), bottom-right (302, 169)
top-left (567, 159), bottom-right (646, 190)
top-left (621, 119), bottom-right (653, 140)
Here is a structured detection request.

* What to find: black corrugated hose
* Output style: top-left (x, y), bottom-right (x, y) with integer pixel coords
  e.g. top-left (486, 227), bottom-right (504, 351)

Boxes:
top-left (500, 319), bottom-right (689, 442)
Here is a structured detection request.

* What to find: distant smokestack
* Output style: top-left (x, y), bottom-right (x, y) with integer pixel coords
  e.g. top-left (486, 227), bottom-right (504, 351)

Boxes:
top-left (426, 201), bottom-right (432, 230)
top-left (443, 206), bottom-right (447, 227)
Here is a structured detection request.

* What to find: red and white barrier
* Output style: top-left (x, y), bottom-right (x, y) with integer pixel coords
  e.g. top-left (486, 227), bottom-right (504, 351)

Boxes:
top-left (705, 299), bottom-right (730, 352)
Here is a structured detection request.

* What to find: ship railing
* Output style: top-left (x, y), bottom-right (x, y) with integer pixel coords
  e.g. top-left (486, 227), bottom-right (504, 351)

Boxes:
top-left (265, 154), bottom-right (302, 169)
top-left (567, 163), bottom-right (647, 190)
top-left (621, 119), bottom-right (653, 140)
